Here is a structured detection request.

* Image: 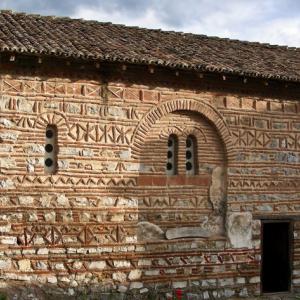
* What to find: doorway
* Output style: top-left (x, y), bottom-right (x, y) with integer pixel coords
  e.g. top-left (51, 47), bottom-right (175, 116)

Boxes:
top-left (261, 221), bottom-right (292, 293)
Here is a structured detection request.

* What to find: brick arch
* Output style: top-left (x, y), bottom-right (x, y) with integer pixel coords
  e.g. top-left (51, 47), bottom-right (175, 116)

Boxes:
top-left (35, 112), bottom-right (69, 130)
top-left (131, 99), bottom-right (235, 162)
top-left (158, 125), bottom-right (187, 139)
top-left (159, 125), bottom-right (207, 143)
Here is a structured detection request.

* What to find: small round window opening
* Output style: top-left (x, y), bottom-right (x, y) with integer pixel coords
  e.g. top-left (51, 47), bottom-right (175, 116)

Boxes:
top-left (186, 135), bottom-right (197, 175)
top-left (44, 125), bottom-right (58, 174)
top-left (166, 134), bottom-right (178, 175)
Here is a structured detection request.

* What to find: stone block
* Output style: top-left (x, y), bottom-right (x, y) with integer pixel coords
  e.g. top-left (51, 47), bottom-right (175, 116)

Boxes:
top-left (227, 212), bottom-right (252, 248)
top-left (0, 224), bottom-right (11, 233)
top-left (239, 287), bottom-right (248, 297)
top-left (19, 196), bottom-right (34, 206)
top-left (110, 214), bottom-right (124, 222)
top-left (88, 261), bottom-right (106, 270)
top-left (0, 131), bottom-right (18, 141)
top-left (25, 144), bottom-right (44, 153)
top-left (75, 197), bottom-right (89, 206)
top-left (137, 222), bottom-right (164, 241)
top-left (112, 272), bottom-right (127, 282)
top-left (0, 236), bottom-right (17, 245)
top-left (108, 106), bottom-right (126, 118)
top-left (144, 269), bottom-right (159, 276)
top-left (129, 282), bottom-right (143, 289)
top-left (0, 196), bottom-right (9, 206)
top-left (218, 278), bottom-right (234, 287)
top-left (17, 99), bottom-right (34, 112)
top-left (66, 103), bottom-right (81, 114)
top-left (36, 262), bottom-right (48, 270)
top-left (249, 276), bottom-right (260, 283)
top-left (140, 288), bottom-right (148, 293)
top-left (138, 259), bottom-right (151, 266)
top-left (166, 227), bottom-right (211, 239)
top-left (18, 259), bottom-right (32, 272)
top-left (47, 276), bottom-right (58, 284)
top-left (113, 260), bottom-right (131, 268)
top-left (86, 104), bottom-right (100, 115)
top-left (0, 259), bottom-right (11, 270)
top-left (118, 285), bottom-right (128, 293)
top-left (72, 261), bottom-right (83, 270)
top-left (119, 149), bottom-right (131, 159)
top-left (44, 212), bottom-right (56, 222)
top-left (27, 212), bottom-right (38, 222)
top-left (172, 281), bottom-right (187, 288)
top-left (54, 263), bottom-right (65, 270)
top-left (128, 269), bottom-right (142, 281)
top-left (37, 248), bottom-right (49, 255)
top-left (0, 118), bottom-right (15, 128)
top-left (61, 211), bottom-right (73, 223)
top-left (0, 179), bottom-right (15, 189)
top-left (56, 194), bottom-right (70, 207)
top-left (0, 145), bottom-right (13, 152)
top-left (0, 158), bottom-right (16, 168)
top-left (224, 289), bottom-right (235, 297)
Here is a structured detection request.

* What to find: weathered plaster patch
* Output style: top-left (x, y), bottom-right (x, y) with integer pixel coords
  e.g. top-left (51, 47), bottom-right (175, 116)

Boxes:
top-left (209, 166), bottom-right (226, 213)
top-left (227, 212), bottom-right (252, 248)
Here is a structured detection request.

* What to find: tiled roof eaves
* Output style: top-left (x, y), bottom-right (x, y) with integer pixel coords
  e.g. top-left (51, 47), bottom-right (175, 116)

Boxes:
top-left (0, 10), bottom-right (300, 83)
top-left (2, 45), bottom-right (298, 83)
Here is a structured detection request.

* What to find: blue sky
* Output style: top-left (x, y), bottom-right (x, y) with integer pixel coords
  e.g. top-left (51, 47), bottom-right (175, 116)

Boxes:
top-left (1, 0), bottom-right (300, 46)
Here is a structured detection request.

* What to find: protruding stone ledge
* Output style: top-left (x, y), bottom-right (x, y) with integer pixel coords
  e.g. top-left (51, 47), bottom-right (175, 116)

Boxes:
top-left (166, 227), bottom-right (211, 240)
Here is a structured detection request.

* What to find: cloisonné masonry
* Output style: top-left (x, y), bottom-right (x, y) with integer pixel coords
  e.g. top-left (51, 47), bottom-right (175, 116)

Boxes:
top-left (0, 9), bottom-right (300, 300)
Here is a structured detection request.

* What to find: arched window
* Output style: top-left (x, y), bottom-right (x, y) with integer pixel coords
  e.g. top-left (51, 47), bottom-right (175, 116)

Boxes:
top-left (44, 125), bottom-right (58, 174)
top-left (166, 134), bottom-right (178, 175)
top-left (186, 135), bottom-right (197, 175)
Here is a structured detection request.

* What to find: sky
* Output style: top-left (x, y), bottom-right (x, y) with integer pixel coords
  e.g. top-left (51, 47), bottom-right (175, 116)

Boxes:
top-left (1, 0), bottom-right (300, 47)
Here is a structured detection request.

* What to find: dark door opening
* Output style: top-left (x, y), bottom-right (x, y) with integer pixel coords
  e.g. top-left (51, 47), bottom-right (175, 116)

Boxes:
top-left (262, 221), bottom-right (291, 293)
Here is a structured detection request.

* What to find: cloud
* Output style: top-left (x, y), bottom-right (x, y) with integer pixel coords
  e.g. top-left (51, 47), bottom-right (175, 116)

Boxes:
top-left (246, 18), bottom-right (300, 46)
top-left (1, 0), bottom-right (300, 46)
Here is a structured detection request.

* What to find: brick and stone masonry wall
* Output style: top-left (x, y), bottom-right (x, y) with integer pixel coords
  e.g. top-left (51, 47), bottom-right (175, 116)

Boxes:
top-left (0, 65), bottom-right (299, 298)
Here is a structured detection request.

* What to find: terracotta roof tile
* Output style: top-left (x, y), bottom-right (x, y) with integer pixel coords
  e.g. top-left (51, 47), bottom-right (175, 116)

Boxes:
top-left (0, 10), bottom-right (300, 82)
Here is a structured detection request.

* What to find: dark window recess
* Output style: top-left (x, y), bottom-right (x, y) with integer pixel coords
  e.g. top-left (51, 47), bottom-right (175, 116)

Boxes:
top-left (166, 135), bottom-right (177, 175)
top-left (46, 129), bottom-right (54, 138)
top-left (186, 138), bottom-right (192, 148)
top-left (44, 125), bottom-right (57, 174)
top-left (166, 162), bottom-right (172, 170)
top-left (262, 221), bottom-right (291, 293)
top-left (45, 144), bottom-right (53, 152)
top-left (186, 162), bottom-right (192, 171)
top-left (186, 135), bottom-right (196, 175)
top-left (45, 158), bottom-right (53, 167)
top-left (186, 150), bottom-right (192, 159)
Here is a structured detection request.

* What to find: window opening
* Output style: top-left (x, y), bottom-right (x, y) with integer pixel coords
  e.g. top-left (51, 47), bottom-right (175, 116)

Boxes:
top-left (186, 135), bottom-right (196, 175)
top-left (166, 134), bottom-right (178, 175)
top-left (44, 125), bottom-right (57, 174)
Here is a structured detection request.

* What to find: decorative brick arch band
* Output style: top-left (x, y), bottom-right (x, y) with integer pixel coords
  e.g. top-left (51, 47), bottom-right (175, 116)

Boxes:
top-left (131, 99), bottom-right (235, 162)
top-left (35, 112), bottom-right (69, 130)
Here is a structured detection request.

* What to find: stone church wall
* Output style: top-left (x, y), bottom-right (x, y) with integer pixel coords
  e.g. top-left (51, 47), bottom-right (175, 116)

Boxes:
top-left (0, 64), bottom-right (299, 298)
